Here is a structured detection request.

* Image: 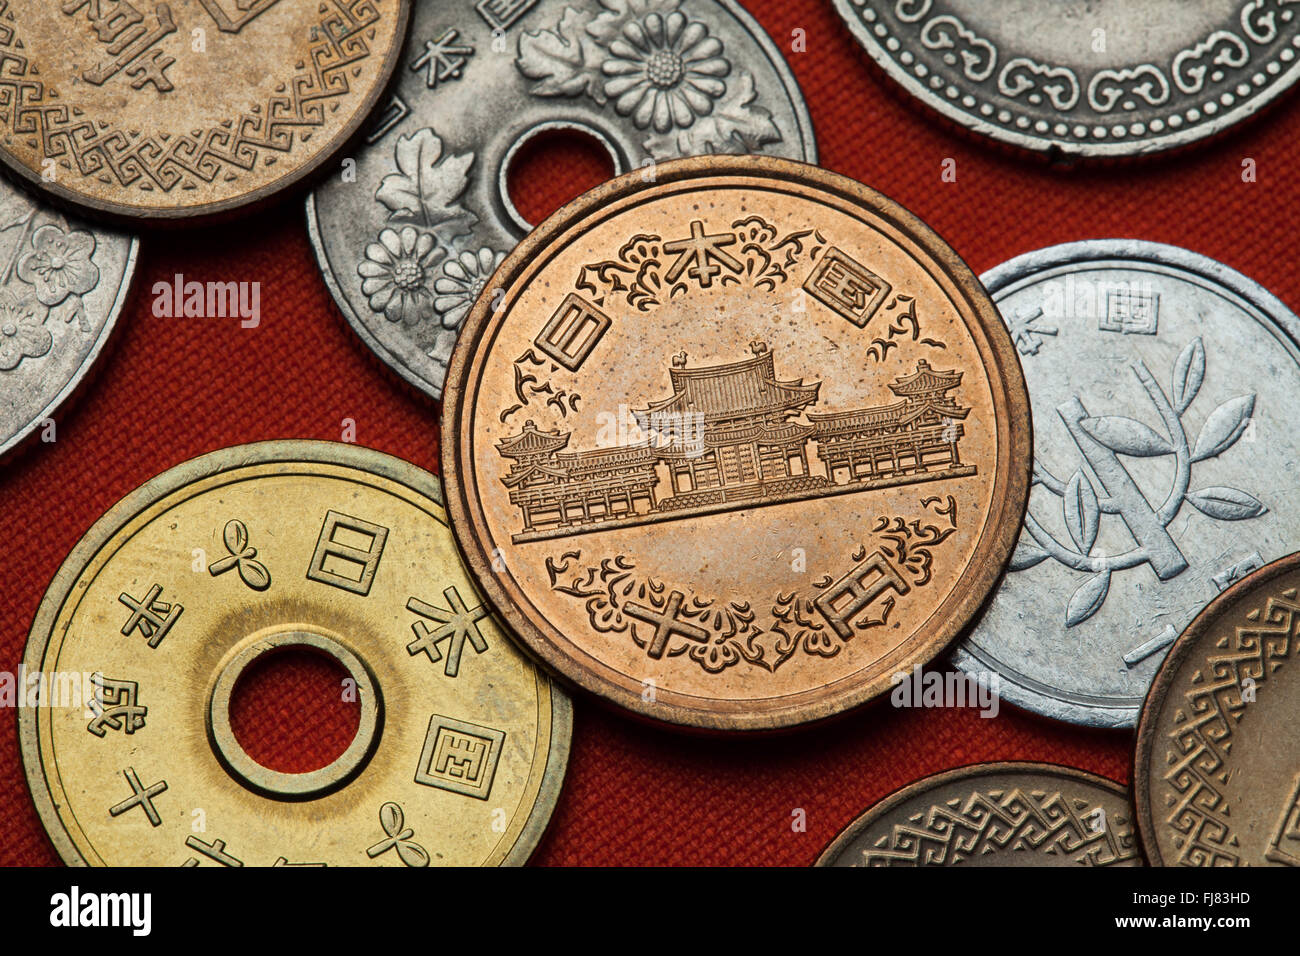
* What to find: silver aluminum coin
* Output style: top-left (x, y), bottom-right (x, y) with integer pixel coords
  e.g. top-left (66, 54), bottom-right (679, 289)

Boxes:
top-left (833, 1), bottom-right (1300, 158)
top-left (0, 180), bottom-right (137, 459)
top-left (952, 240), bottom-right (1300, 727)
top-left (307, 0), bottom-right (816, 399)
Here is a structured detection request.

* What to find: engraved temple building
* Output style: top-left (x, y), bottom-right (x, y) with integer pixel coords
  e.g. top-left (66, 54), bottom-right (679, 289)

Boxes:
top-left (498, 342), bottom-right (975, 542)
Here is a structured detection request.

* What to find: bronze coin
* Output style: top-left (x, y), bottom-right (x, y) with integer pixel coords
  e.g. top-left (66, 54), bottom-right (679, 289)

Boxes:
top-left (0, 1), bottom-right (410, 223)
top-left (442, 155), bottom-right (1030, 731)
top-left (1135, 550), bottom-right (1300, 867)
top-left (816, 762), bottom-right (1142, 867)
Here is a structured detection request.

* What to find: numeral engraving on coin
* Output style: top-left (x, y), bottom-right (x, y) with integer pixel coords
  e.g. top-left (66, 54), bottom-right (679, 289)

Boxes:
top-left (414, 715), bottom-right (505, 800)
top-left (1162, 587), bottom-right (1300, 866)
top-left (118, 584), bottom-right (183, 649)
top-left (181, 835), bottom-right (244, 867)
top-left (1265, 773), bottom-right (1300, 866)
top-left (624, 590), bottom-right (709, 659)
top-left (108, 768), bottom-right (168, 826)
top-left (307, 510), bottom-right (389, 596)
top-left (499, 342), bottom-right (974, 542)
top-left (547, 496), bottom-right (958, 675)
top-left (803, 246), bottom-right (892, 328)
top-left (86, 674), bottom-right (147, 737)
top-left (534, 293), bottom-right (612, 372)
top-left (208, 518), bottom-right (271, 592)
top-left (405, 587), bottom-right (491, 676)
top-left (476, 0), bottom-right (537, 31)
top-left (1011, 338), bottom-right (1266, 626)
top-left (366, 802), bottom-right (430, 867)
top-left (411, 28), bottom-right (474, 88)
top-left (1100, 288), bottom-right (1159, 335)
top-left (1123, 624), bottom-right (1178, 668)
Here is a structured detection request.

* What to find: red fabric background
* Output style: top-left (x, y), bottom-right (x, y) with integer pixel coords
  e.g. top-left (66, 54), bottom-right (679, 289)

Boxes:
top-left (4, 0), bottom-right (1298, 866)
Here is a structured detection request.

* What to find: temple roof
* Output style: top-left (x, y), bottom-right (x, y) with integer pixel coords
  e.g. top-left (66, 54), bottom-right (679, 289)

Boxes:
top-left (634, 345), bottom-right (820, 425)
top-left (498, 421), bottom-right (570, 457)
top-left (809, 399), bottom-right (969, 432)
top-left (890, 359), bottom-right (963, 396)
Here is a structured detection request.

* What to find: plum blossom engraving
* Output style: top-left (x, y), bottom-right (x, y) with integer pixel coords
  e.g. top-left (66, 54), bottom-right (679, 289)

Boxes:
top-left (0, 290), bottom-right (51, 370)
top-left (602, 11), bottom-right (730, 133)
top-left (433, 247), bottom-right (505, 330)
top-left (17, 224), bottom-right (100, 307)
top-left (359, 226), bottom-right (437, 327)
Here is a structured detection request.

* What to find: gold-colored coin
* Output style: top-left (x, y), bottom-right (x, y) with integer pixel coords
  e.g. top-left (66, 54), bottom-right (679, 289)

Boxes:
top-left (19, 441), bottom-right (570, 866)
top-left (816, 762), bottom-right (1143, 867)
top-left (1135, 551), bottom-right (1300, 867)
top-left (0, 1), bottom-right (410, 222)
top-left (442, 155), bottom-right (1031, 731)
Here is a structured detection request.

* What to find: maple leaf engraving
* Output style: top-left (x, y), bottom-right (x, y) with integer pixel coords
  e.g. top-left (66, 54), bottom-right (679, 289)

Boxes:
top-left (374, 128), bottom-right (476, 251)
top-left (516, 7), bottom-right (608, 102)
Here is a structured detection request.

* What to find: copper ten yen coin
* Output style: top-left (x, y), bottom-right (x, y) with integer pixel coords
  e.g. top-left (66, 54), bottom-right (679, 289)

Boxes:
top-left (442, 156), bottom-right (1031, 731)
top-left (1135, 550), bottom-right (1300, 866)
top-left (0, 0), bottom-right (411, 222)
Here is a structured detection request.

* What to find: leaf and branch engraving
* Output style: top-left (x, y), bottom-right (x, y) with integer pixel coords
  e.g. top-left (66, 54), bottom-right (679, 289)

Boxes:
top-left (1011, 337), bottom-right (1265, 626)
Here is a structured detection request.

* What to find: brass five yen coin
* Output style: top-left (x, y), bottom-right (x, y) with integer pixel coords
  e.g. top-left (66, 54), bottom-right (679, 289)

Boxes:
top-left (0, 1), bottom-right (411, 223)
top-left (1135, 550), bottom-right (1300, 867)
top-left (442, 155), bottom-right (1031, 731)
top-left (19, 441), bottom-right (570, 866)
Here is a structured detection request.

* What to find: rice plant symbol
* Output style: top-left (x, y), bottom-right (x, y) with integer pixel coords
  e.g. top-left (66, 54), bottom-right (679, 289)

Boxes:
top-left (1010, 338), bottom-right (1265, 626)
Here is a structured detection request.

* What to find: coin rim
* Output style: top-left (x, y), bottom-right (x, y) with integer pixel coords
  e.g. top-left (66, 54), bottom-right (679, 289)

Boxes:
top-left (814, 760), bottom-right (1134, 866)
top-left (17, 438), bottom-right (572, 866)
top-left (304, 0), bottom-right (818, 400)
top-left (830, 0), bottom-right (1300, 158)
top-left (441, 153), bottom-right (1032, 732)
top-left (0, 233), bottom-right (138, 460)
top-left (0, 1), bottom-right (413, 223)
top-left (951, 238), bottom-right (1300, 728)
top-left (1132, 549), bottom-right (1300, 867)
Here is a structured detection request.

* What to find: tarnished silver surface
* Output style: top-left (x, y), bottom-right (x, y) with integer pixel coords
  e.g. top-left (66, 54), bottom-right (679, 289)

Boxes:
top-left (833, 1), bottom-right (1300, 157)
top-left (952, 240), bottom-right (1300, 727)
top-left (0, 180), bottom-right (137, 459)
top-left (307, 0), bottom-right (816, 399)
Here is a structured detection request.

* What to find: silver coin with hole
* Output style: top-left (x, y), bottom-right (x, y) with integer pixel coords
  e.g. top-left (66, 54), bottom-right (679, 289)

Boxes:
top-left (833, 1), bottom-right (1300, 158)
top-left (951, 240), bottom-right (1300, 727)
top-left (0, 178), bottom-right (137, 460)
top-left (307, 0), bottom-right (816, 399)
